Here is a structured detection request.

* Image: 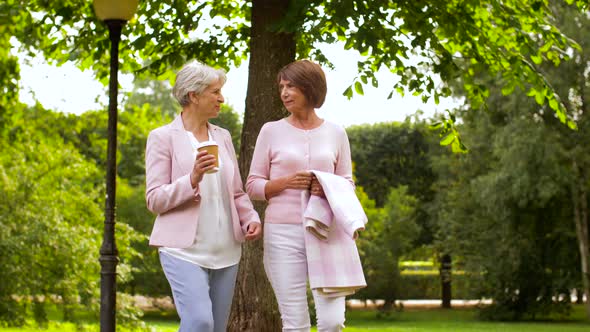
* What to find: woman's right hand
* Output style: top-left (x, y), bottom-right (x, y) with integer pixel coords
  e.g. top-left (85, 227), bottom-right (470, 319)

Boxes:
top-left (285, 170), bottom-right (313, 190)
top-left (264, 170), bottom-right (312, 199)
top-left (190, 150), bottom-right (216, 188)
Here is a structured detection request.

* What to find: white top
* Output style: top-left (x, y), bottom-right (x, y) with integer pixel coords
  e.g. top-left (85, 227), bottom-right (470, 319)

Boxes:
top-left (159, 130), bottom-right (241, 269)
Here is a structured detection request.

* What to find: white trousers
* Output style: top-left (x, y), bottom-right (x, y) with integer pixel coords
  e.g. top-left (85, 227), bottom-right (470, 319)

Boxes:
top-left (263, 223), bottom-right (346, 332)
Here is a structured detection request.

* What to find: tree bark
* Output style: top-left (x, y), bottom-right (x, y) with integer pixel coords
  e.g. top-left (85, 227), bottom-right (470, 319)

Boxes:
top-left (228, 0), bottom-right (295, 331)
top-left (572, 161), bottom-right (590, 319)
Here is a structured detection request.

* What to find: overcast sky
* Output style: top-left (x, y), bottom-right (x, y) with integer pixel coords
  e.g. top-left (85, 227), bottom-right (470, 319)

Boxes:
top-left (18, 42), bottom-right (461, 128)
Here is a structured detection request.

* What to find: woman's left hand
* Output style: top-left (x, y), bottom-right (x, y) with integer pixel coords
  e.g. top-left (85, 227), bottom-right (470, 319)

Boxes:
top-left (310, 176), bottom-right (325, 198)
top-left (245, 223), bottom-right (262, 241)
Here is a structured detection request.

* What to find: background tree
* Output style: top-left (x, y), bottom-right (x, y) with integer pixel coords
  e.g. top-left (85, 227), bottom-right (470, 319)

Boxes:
top-left (0, 104), bottom-right (144, 326)
top-left (347, 120), bottom-right (439, 245)
top-left (431, 109), bottom-right (580, 319)
top-left (430, 2), bottom-right (590, 319)
top-left (356, 186), bottom-right (420, 311)
top-left (125, 78), bottom-right (179, 120)
top-left (541, 4), bottom-right (590, 317)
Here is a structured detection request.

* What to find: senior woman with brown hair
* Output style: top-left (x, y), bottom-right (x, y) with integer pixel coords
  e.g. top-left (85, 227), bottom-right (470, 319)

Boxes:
top-left (145, 60), bottom-right (261, 332)
top-left (247, 60), bottom-right (364, 332)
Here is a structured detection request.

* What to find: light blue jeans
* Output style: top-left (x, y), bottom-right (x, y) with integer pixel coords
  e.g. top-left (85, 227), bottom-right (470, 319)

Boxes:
top-left (159, 252), bottom-right (239, 332)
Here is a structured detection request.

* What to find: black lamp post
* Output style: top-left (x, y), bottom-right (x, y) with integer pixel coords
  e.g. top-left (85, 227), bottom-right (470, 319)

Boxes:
top-left (93, 1), bottom-right (138, 331)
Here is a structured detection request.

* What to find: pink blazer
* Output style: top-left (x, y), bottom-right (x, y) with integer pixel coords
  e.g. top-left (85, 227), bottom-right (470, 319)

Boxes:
top-left (145, 115), bottom-right (260, 248)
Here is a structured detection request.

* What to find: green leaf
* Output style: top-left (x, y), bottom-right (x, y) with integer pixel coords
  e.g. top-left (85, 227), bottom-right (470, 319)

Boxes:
top-left (132, 35), bottom-right (148, 50)
top-left (451, 139), bottom-right (468, 153)
top-left (530, 54), bottom-right (542, 64)
top-left (548, 98), bottom-right (558, 111)
top-left (343, 86), bottom-right (353, 99)
top-left (440, 133), bottom-right (455, 146)
top-left (535, 92), bottom-right (545, 105)
top-left (540, 40), bottom-right (553, 53)
top-left (501, 83), bottom-right (515, 95)
top-left (354, 81), bottom-right (364, 95)
top-left (371, 77), bottom-right (378, 88)
top-left (567, 120), bottom-right (578, 130)
top-left (527, 88), bottom-right (537, 97)
top-left (395, 87), bottom-right (405, 97)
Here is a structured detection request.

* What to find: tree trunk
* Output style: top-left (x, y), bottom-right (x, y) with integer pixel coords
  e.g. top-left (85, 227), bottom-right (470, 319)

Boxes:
top-left (228, 0), bottom-right (295, 331)
top-left (572, 161), bottom-right (590, 319)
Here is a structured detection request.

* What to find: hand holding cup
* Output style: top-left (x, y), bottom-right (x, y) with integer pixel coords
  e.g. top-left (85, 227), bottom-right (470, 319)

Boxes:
top-left (190, 141), bottom-right (219, 188)
top-left (197, 141), bottom-right (219, 174)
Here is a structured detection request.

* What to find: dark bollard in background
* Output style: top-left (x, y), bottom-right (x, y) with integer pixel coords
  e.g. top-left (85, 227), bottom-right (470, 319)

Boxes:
top-left (440, 254), bottom-right (452, 309)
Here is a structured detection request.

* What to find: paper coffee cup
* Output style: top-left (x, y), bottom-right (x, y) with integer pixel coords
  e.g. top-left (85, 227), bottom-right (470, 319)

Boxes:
top-left (197, 141), bottom-right (219, 173)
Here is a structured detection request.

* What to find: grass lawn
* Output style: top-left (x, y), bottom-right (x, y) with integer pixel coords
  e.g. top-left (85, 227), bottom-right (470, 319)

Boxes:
top-left (340, 307), bottom-right (590, 331)
top-left (2, 305), bottom-right (588, 331)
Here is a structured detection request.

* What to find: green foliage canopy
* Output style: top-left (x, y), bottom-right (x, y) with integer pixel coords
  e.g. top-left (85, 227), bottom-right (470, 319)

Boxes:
top-left (4, 0), bottom-right (588, 127)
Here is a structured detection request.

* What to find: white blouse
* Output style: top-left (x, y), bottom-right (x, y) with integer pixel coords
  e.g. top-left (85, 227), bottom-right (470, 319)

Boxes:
top-left (159, 130), bottom-right (241, 269)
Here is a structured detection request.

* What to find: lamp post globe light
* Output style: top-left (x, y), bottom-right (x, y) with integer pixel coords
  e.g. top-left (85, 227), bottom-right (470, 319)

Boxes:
top-left (92, 1), bottom-right (138, 331)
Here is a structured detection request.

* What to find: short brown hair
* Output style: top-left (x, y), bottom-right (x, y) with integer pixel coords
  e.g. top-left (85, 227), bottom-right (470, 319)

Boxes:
top-left (277, 60), bottom-right (327, 108)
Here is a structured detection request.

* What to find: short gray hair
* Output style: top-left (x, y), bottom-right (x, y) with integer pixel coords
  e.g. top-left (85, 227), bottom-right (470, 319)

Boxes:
top-left (172, 61), bottom-right (227, 107)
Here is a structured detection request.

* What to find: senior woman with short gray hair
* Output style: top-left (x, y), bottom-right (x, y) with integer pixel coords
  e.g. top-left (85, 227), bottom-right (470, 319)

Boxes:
top-left (145, 60), bottom-right (261, 332)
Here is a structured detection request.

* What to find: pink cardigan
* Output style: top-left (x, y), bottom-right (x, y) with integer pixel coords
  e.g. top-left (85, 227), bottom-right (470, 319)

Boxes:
top-left (246, 119), bottom-right (353, 224)
top-left (145, 115), bottom-right (260, 248)
top-left (302, 170), bottom-right (367, 297)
